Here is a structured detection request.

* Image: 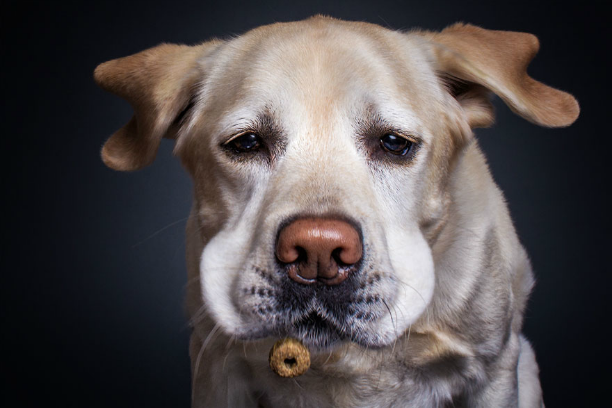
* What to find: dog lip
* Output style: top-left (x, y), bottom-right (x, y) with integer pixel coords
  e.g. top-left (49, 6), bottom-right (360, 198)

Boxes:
top-left (235, 307), bottom-right (391, 350)
top-left (229, 310), bottom-right (341, 345)
top-left (293, 311), bottom-right (332, 330)
top-left (233, 319), bottom-right (391, 350)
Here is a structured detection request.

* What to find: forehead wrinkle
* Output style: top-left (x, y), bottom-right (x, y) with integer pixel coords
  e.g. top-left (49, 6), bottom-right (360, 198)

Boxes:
top-left (262, 39), bottom-right (396, 146)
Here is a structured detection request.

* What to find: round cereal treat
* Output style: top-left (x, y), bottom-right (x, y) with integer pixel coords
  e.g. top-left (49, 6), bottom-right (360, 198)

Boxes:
top-left (269, 338), bottom-right (310, 378)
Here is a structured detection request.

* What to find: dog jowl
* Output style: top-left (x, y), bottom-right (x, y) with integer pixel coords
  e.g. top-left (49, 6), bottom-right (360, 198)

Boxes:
top-left (96, 16), bottom-right (578, 407)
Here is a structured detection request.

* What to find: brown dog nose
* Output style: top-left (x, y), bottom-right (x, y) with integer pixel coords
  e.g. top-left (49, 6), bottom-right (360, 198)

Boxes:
top-left (276, 218), bottom-right (362, 285)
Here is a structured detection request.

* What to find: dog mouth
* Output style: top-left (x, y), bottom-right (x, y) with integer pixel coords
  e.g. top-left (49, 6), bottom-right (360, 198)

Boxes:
top-left (289, 312), bottom-right (344, 349)
top-left (230, 263), bottom-right (398, 350)
top-left (236, 310), bottom-right (362, 350)
top-left (236, 289), bottom-right (392, 350)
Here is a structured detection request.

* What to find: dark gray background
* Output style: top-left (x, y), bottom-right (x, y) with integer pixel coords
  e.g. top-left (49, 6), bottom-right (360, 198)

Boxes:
top-left (2, 0), bottom-right (610, 406)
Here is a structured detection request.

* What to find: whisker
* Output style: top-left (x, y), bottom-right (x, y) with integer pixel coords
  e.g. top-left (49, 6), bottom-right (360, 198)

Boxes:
top-left (202, 323), bottom-right (222, 352)
top-left (382, 299), bottom-right (396, 333)
top-left (188, 304), bottom-right (210, 328)
top-left (395, 276), bottom-right (428, 307)
top-left (322, 348), bottom-right (334, 366)
top-left (185, 275), bottom-right (201, 288)
top-left (383, 299), bottom-right (400, 357)
top-left (222, 339), bottom-right (233, 372)
top-left (192, 324), bottom-right (221, 403)
top-left (191, 340), bottom-right (207, 406)
top-left (132, 217), bottom-right (189, 248)
top-left (395, 275), bottom-right (433, 327)
top-left (226, 334), bottom-right (237, 351)
top-left (376, 345), bottom-right (386, 390)
top-left (292, 378), bottom-right (305, 390)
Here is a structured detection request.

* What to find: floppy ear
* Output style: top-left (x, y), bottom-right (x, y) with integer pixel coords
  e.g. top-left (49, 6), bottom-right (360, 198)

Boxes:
top-left (94, 40), bottom-right (222, 171)
top-left (427, 23), bottom-right (579, 128)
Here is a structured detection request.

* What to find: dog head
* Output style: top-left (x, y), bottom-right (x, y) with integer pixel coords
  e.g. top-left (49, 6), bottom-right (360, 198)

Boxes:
top-left (95, 17), bottom-right (578, 350)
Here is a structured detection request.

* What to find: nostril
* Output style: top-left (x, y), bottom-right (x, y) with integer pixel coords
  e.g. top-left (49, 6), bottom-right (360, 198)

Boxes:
top-left (331, 248), bottom-right (349, 267)
top-left (276, 245), bottom-right (307, 264)
top-left (331, 248), bottom-right (343, 265)
top-left (294, 246), bottom-right (308, 264)
top-left (333, 246), bottom-right (362, 266)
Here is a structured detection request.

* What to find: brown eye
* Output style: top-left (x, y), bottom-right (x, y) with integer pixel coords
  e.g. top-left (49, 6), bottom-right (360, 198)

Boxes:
top-left (230, 133), bottom-right (261, 152)
top-left (380, 134), bottom-right (413, 155)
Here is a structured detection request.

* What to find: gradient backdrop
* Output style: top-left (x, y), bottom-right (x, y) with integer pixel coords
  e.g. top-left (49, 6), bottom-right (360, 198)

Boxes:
top-left (3, 0), bottom-right (610, 406)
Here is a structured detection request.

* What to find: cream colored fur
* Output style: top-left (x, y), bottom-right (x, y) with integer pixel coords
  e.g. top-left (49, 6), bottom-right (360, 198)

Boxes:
top-left (95, 16), bottom-right (578, 407)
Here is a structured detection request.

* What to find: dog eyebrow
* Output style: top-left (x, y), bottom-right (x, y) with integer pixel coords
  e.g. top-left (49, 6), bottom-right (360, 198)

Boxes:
top-left (252, 112), bottom-right (282, 138)
top-left (223, 111), bottom-right (286, 160)
top-left (227, 111), bottom-right (283, 141)
top-left (355, 105), bottom-right (390, 136)
top-left (354, 105), bottom-right (422, 142)
top-left (253, 112), bottom-right (287, 159)
top-left (214, 108), bottom-right (280, 138)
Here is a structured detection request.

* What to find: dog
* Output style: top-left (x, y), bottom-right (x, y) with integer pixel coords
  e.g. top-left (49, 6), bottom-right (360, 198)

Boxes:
top-left (95, 16), bottom-right (578, 407)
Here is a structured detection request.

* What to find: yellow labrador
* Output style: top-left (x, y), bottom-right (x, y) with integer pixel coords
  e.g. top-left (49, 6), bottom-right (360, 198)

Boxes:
top-left (95, 16), bottom-right (578, 407)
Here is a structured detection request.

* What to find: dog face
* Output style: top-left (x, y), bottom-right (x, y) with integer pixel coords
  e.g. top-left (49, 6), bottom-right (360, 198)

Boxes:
top-left (179, 20), bottom-right (448, 349)
top-left (95, 17), bottom-right (578, 351)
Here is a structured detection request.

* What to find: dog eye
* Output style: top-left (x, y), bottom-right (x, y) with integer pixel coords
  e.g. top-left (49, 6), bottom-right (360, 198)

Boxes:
top-left (229, 133), bottom-right (261, 152)
top-left (380, 134), bottom-right (413, 155)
